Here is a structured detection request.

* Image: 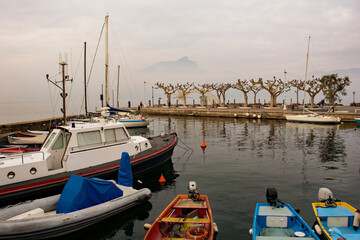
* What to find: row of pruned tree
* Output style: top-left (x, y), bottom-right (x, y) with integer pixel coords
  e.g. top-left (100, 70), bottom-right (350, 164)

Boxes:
top-left (155, 73), bottom-right (350, 107)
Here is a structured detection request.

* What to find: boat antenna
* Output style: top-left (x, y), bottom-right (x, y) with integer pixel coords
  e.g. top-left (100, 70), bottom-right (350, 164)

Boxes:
top-left (46, 60), bottom-right (73, 125)
top-left (117, 65), bottom-right (120, 108)
top-left (84, 42), bottom-right (88, 117)
top-left (303, 36), bottom-right (311, 113)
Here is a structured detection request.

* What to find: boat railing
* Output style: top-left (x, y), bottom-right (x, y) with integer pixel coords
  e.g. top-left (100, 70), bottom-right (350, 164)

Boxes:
top-left (68, 139), bottom-right (129, 152)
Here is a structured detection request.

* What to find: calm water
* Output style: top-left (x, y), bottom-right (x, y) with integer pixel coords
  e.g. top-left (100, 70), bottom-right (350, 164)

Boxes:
top-left (67, 116), bottom-right (360, 240)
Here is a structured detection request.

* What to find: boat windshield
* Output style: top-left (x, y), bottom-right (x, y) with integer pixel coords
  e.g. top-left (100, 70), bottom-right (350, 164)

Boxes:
top-left (43, 132), bottom-right (57, 149)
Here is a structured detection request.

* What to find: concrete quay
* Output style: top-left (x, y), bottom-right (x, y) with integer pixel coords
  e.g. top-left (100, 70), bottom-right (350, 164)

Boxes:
top-left (141, 105), bottom-right (360, 122)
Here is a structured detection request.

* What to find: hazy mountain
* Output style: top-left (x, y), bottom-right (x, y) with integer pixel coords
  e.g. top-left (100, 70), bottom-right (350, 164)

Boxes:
top-left (139, 56), bottom-right (197, 73)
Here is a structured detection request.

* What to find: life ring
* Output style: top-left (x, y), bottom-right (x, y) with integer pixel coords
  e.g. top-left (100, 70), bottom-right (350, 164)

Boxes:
top-left (186, 227), bottom-right (208, 239)
top-left (141, 115), bottom-right (146, 121)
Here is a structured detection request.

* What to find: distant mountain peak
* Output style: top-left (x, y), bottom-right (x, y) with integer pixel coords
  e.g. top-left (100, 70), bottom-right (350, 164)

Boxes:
top-left (140, 56), bottom-right (197, 73)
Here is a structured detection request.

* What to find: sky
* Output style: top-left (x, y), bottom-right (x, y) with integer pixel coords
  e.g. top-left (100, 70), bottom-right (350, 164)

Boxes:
top-left (0, 0), bottom-right (359, 123)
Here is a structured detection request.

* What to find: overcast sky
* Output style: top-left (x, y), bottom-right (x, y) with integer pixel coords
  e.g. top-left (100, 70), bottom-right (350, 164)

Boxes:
top-left (0, 0), bottom-right (359, 122)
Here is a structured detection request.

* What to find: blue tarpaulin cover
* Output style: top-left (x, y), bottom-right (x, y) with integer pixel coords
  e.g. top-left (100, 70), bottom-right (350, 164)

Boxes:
top-left (107, 105), bottom-right (132, 113)
top-left (56, 175), bottom-right (123, 214)
top-left (118, 152), bottom-right (133, 187)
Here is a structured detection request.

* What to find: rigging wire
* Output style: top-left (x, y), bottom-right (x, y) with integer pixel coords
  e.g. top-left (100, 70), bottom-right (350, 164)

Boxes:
top-left (67, 46), bottom-right (83, 116)
top-left (109, 19), bottom-right (141, 104)
top-left (79, 21), bottom-right (106, 114)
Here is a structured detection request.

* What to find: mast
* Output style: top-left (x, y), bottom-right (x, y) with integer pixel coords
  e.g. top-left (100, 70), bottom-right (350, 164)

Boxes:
top-left (105, 15), bottom-right (109, 106)
top-left (303, 36), bottom-right (311, 112)
top-left (84, 42), bottom-right (88, 116)
top-left (117, 65), bottom-right (120, 108)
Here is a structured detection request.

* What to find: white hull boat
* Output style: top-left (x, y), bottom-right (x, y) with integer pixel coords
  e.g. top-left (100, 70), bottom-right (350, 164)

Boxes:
top-left (285, 114), bottom-right (341, 124)
top-left (0, 153), bottom-right (151, 239)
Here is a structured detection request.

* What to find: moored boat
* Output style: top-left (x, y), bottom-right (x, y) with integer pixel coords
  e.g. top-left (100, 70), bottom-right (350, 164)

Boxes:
top-left (251, 188), bottom-right (319, 239)
top-left (0, 119), bottom-right (177, 206)
top-left (355, 118), bottom-right (360, 125)
top-left (0, 152), bottom-right (151, 239)
top-left (312, 188), bottom-right (360, 240)
top-left (144, 181), bottom-right (214, 240)
top-left (285, 113), bottom-right (341, 125)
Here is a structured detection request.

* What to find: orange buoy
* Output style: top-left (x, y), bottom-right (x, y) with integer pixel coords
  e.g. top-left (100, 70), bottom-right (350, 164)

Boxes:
top-left (200, 141), bottom-right (207, 152)
top-left (158, 173), bottom-right (166, 183)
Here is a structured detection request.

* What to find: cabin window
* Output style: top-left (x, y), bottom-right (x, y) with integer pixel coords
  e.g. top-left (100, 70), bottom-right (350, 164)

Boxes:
top-left (52, 133), bottom-right (64, 150)
top-left (115, 128), bottom-right (129, 142)
top-left (43, 132), bottom-right (56, 148)
top-left (104, 129), bottom-right (116, 143)
top-left (77, 130), bottom-right (101, 147)
top-left (65, 133), bottom-right (71, 145)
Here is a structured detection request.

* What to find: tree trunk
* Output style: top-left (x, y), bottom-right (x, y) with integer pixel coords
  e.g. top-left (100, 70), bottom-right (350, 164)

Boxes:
top-left (243, 92), bottom-right (248, 107)
top-left (310, 95), bottom-right (315, 108)
top-left (222, 94), bottom-right (226, 107)
top-left (270, 94), bottom-right (276, 107)
top-left (166, 94), bottom-right (171, 107)
top-left (201, 93), bottom-right (205, 106)
top-left (253, 93), bottom-right (257, 105)
top-left (182, 95), bottom-right (187, 106)
top-left (296, 89), bottom-right (299, 105)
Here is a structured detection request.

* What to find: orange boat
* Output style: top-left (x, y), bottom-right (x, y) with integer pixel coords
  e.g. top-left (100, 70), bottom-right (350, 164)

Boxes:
top-left (144, 182), bottom-right (214, 240)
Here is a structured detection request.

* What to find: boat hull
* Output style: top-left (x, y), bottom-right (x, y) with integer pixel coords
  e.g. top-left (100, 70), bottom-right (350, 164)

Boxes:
top-left (0, 133), bottom-right (177, 207)
top-left (252, 203), bottom-right (319, 239)
top-left (312, 202), bottom-right (359, 240)
top-left (355, 118), bottom-right (360, 124)
top-left (120, 119), bottom-right (150, 128)
top-left (285, 114), bottom-right (341, 124)
top-left (0, 188), bottom-right (151, 239)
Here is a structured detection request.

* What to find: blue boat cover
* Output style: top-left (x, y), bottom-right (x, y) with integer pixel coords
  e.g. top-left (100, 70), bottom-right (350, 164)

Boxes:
top-left (118, 152), bottom-right (133, 187)
top-left (56, 175), bottom-right (123, 214)
top-left (107, 105), bottom-right (132, 113)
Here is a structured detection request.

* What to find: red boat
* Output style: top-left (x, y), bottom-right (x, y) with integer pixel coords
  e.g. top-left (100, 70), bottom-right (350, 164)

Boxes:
top-left (0, 148), bottom-right (40, 153)
top-left (144, 182), bottom-right (214, 240)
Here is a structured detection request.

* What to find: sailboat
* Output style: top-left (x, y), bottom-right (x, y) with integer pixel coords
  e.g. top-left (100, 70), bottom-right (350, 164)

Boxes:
top-left (102, 16), bottom-right (149, 128)
top-left (285, 37), bottom-right (341, 124)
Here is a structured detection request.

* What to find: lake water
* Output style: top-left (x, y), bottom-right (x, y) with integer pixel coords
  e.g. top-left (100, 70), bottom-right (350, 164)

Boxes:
top-left (65, 116), bottom-right (360, 240)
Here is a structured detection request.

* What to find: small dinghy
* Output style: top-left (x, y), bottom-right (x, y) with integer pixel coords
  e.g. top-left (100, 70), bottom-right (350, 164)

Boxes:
top-left (312, 188), bottom-right (360, 240)
top-left (144, 181), bottom-right (215, 240)
top-left (251, 188), bottom-right (319, 240)
top-left (0, 152), bottom-right (151, 239)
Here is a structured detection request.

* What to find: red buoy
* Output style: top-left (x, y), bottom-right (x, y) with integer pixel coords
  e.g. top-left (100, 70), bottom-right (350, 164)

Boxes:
top-left (201, 141), bottom-right (207, 152)
top-left (159, 173), bottom-right (166, 183)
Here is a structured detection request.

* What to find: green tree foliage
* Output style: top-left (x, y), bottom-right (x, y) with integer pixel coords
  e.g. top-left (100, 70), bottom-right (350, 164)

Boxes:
top-left (319, 74), bottom-right (350, 106)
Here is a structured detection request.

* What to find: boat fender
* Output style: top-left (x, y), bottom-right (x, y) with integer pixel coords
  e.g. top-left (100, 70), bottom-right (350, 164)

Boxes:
top-left (318, 188), bottom-right (333, 202)
top-left (144, 223), bottom-right (151, 230)
top-left (354, 209), bottom-right (360, 231)
top-left (314, 224), bottom-right (322, 235)
top-left (214, 222), bottom-right (219, 233)
top-left (137, 194), bottom-right (149, 202)
top-left (141, 115), bottom-right (146, 120)
top-left (249, 228), bottom-right (253, 235)
top-left (186, 227), bottom-right (208, 240)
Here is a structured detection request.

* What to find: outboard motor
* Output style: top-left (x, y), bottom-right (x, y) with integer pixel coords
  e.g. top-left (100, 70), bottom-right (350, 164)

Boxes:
top-left (266, 188), bottom-right (285, 207)
top-left (188, 181), bottom-right (199, 201)
top-left (266, 188), bottom-right (278, 206)
top-left (318, 188), bottom-right (338, 207)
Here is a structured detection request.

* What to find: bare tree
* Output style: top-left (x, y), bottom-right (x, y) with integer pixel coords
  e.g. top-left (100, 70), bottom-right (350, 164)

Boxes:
top-left (258, 77), bottom-right (291, 107)
top-left (304, 77), bottom-right (323, 107)
top-left (193, 84), bottom-right (213, 106)
top-left (232, 79), bottom-right (251, 107)
top-left (175, 82), bottom-right (194, 106)
top-left (210, 83), bottom-right (232, 107)
top-left (290, 79), bottom-right (304, 105)
top-left (319, 74), bottom-right (351, 106)
top-left (250, 79), bottom-right (261, 105)
top-left (155, 82), bottom-right (177, 107)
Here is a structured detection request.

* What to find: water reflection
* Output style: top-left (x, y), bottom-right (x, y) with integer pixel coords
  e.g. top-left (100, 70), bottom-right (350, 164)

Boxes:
top-left (318, 128), bottom-right (346, 164)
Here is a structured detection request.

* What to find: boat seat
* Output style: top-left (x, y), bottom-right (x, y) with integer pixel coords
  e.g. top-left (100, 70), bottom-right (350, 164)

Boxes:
top-left (7, 208), bottom-right (45, 221)
top-left (327, 217), bottom-right (349, 227)
top-left (161, 217), bottom-right (210, 224)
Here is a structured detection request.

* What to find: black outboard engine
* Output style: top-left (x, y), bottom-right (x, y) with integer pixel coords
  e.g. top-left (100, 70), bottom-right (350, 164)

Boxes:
top-left (266, 188), bottom-right (284, 207)
top-left (266, 188), bottom-right (278, 206)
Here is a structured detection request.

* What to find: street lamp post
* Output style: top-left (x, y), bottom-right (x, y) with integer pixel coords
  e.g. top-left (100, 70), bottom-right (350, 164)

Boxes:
top-left (353, 91), bottom-right (355, 106)
top-left (152, 86), bottom-right (154, 107)
top-left (144, 81), bottom-right (146, 107)
top-left (283, 70), bottom-right (287, 110)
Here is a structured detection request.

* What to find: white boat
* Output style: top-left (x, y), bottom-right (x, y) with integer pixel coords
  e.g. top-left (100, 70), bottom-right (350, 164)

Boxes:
top-left (286, 112), bottom-right (341, 124)
top-left (107, 106), bottom-right (150, 128)
top-left (0, 152), bottom-right (151, 239)
top-left (285, 36), bottom-right (341, 125)
top-left (0, 118), bottom-right (177, 206)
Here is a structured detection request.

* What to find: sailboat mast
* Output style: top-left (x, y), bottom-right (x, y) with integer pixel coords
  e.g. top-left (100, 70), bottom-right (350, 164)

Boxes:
top-left (84, 42), bottom-right (88, 116)
top-left (117, 65), bottom-right (120, 108)
top-left (303, 36), bottom-right (311, 111)
top-left (105, 15), bottom-right (109, 106)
